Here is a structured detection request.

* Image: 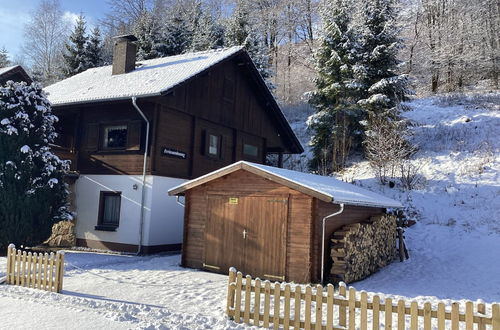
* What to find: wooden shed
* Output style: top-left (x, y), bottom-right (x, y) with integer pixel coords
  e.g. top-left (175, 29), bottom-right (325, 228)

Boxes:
top-left (168, 161), bottom-right (402, 283)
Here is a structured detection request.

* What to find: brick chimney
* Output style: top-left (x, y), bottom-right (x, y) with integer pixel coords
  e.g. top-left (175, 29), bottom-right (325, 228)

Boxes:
top-left (112, 35), bottom-right (138, 75)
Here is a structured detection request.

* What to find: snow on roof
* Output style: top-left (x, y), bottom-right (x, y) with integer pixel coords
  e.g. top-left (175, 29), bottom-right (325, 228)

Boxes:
top-left (44, 47), bottom-right (244, 106)
top-left (169, 161), bottom-right (403, 209)
top-left (0, 65), bottom-right (19, 76)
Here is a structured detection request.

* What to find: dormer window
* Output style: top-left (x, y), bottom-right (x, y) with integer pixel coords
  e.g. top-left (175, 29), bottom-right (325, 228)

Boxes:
top-left (102, 125), bottom-right (128, 149)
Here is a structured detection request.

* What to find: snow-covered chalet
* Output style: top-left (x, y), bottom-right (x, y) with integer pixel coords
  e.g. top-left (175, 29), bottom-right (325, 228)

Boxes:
top-left (44, 34), bottom-right (303, 253)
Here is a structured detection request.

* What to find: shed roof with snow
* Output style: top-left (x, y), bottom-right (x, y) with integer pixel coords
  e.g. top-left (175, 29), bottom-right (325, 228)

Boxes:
top-left (169, 161), bottom-right (403, 209)
top-left (44, 47), bottom-right (244, 106)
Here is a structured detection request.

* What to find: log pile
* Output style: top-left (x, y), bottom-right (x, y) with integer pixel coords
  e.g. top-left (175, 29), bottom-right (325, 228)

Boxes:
top-left (330, 214), bottom-right (397, 284)
top-left (44, 221), bottom-right (76, 247)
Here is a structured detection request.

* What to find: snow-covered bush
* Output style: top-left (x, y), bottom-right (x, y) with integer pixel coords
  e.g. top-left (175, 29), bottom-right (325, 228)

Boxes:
top-left (363, 115), bottom-right (417, 185)
top-left (0, 81), bottom-right (71, 251)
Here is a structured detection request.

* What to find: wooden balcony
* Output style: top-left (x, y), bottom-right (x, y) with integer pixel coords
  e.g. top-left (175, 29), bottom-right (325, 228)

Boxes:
top-left (50, 144), bottom-right (78, 171)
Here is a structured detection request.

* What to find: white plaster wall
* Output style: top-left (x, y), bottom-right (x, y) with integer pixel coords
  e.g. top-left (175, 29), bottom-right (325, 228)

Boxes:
top-left (145, 176), bottom-right (187, 246)
top-left (74, 175), bottom-right (186, 247)
top-left (75, 175), bottom-right (153, 245)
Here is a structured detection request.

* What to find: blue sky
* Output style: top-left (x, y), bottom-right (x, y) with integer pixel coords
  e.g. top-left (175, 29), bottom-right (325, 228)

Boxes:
top-left (0, 0), bottom-right (109, 59)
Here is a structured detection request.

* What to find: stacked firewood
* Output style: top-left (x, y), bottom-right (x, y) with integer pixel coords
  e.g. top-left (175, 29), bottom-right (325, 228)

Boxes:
top-left (330, 214), bottom-right (397, 284)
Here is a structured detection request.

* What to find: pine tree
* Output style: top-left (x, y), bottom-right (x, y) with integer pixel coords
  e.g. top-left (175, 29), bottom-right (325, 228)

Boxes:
top-left (159, 16), bottom-right (191, 56)
top-left (63, 15), bottom-right (89, 77)
top-left (224, 0), bottom-right (274, 89)
top-left (0, 47), bottom-right (10, 68)
top-left (86, 27), bottom-right (104, 68)
top-left (134, 11), bottom-right (163, 60)
top-left (308, 0), bottom-right (362, 174)
top-left (190, 11), bottom-right (224, 51)
top-left (0, 81), bottom-right (71, 250)
top-left (355, 0), bottom-right (410, 119)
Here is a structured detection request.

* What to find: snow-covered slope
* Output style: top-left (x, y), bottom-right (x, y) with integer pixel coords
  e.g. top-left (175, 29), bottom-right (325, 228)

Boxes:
top-left (335, 95), bottom-right (500, 302)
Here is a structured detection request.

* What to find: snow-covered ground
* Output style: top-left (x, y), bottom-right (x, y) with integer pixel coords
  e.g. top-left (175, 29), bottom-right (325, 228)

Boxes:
top-left (337, 95), bottom-right (500, 303)
top-left (0, 252), bottom-right (246, 329)
top-left (0, 94), bottom-right (499, 329)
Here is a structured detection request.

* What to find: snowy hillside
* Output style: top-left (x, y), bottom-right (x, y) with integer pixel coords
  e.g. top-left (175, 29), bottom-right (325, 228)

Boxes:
top-left (323, 93), bottom-right (500, 302)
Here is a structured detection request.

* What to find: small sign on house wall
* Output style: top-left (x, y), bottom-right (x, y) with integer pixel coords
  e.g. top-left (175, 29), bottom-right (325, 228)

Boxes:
top-left (161, 147), bottom-right (187, 159)
top-left (229, 197), bottom-right (239, 205)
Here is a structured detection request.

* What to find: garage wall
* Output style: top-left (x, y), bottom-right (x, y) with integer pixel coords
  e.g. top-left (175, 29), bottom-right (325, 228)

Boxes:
top-left (182, 170), bottom-right (315, 282)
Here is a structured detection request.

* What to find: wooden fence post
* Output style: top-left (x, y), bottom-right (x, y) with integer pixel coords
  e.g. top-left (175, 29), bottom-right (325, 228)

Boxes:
top-left (451, 303), bottom-right (459, 330)
top-left (254, 278), bottom-right (261, 327)
top-left (6, 244), bottom-right (14, 284)
top-left (373, 295), bottom-right (381, 330)
top-left (263, 281), bottom-right (271, 328)
top-left (243, 275), bottom-right (252, 324)
top-left (437, 302), bottom-right (446, 330)
top-left (348, 287), bottom-right (356, 330)
top-left (465, 301), bottom-right (473, 330)
top-left (339, 283), bottom-right (347, 327)
top-left (360, 291), bottom-right (368, 330)
top-left (284, 284), bottom-right (291, 330)
top-left (423, 302), bottom-right (431, 330)
top-left (477, 301), bottom-right (486, 330)
top-left (54, 251), bottom-right (65, 293)
top-left (326, 284), bottom-right (334, 330)
top-left (273, 282), bottom-right (281, 329)
top-left (493, 304), bottom-right (500, 330)
top-left (398, 299), bottom-right (405, 330)
top-left (227, 268), bottom-right (236, 317)
top-left (385, 297), bottom-right (393, 330)
top-left (294, 285), bottom-right (302, 329)
top-left (305, 285), bottom-right (312, 330)
top-left (234, 272), bottom-right (243, 323)
top-left (410, 301), bottom-right (418, 330)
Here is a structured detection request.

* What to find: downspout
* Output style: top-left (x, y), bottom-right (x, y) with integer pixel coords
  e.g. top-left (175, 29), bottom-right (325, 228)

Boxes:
top-left (321, 203), bottom-right (345, 284)
top-left (176, 196), bottom-right (185, 208)
top-left (132, 97), bottom-right (150, 255)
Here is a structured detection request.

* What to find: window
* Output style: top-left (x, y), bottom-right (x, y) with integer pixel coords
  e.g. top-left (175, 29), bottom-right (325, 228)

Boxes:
top-left (96, 191), bottom-right (121, 231)
top-left (208, 134), bottom-right (219, 156)
top-left (205, 132), bottom-right (222, 159)
top-left (102, 125), bottom-right (127, 149)
top-left (243, 143), bottom-right (259, 158)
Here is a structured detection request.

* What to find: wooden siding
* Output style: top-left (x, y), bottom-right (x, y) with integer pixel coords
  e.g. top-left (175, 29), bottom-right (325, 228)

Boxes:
top-left (182, 170), bottom-right (314, 282)
top-left (53, 56), bottom-right (290, 177)
top-left (312, 201), bottom-right (385, 283)
top-left (54, 100), bottom-right (155, 175)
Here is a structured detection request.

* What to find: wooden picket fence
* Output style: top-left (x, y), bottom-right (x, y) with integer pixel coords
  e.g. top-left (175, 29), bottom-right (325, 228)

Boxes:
top-left (5, 244), bottom-right (65, 293)
top-left (226, 268), bottom-right (500, 330)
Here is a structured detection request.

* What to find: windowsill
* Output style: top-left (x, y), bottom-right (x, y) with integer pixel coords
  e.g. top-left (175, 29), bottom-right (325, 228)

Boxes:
top-left (94, 225), bottom-right (118, 232)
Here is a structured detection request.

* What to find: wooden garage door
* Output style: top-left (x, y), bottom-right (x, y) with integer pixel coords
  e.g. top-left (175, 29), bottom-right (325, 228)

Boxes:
top-left (204, 194), bottom-right (288, 280)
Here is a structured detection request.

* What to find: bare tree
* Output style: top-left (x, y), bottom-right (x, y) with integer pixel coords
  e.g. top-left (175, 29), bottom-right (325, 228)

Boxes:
top-left (22, 0), bottom-right (69, 85)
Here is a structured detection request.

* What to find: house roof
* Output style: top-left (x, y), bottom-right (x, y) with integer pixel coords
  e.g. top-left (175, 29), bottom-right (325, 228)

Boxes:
top-left (0, 65), bottom-right (32, 84)
top-left (44, 47), bottom-right (243, 106)
top-left (168, 161), bottom-right (403, 209)
top-left (44, 46), bottom-right (303, 154)
top-left (0, 66), bottom-right (16, 76)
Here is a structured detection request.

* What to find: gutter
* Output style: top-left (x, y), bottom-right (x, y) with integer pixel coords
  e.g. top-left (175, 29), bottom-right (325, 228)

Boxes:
top-left (132, 96), bottom-right (150, 255)
top-left (321, 203), bottom-right (345, 284)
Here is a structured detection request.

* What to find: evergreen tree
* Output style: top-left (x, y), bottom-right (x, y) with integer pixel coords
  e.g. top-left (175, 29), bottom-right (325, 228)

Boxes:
top-left (159, 16), bottom-right (191, 56)
top-left (86, 27), bottom-right (104, 68)
top-left (224, 0), bottom-right (274, 89)
top-left (63, 15), bottom-right (89, 77)
top-left (355, 0), bottom-right (410, 119)
top-left (134, 11), bottom-right (163, 60)
top-left (190, 11), bottom-right (224, 51)
top-left (308, 0), bottom-right (362, 173)
top-left (0, 82), bottom-right (71, 250)
top-left (0, 47), bottom-right (10, 68)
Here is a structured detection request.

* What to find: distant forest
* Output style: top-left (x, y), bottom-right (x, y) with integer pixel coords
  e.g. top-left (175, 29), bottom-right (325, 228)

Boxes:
top-left (0, 0), bottom-right (497, 103)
